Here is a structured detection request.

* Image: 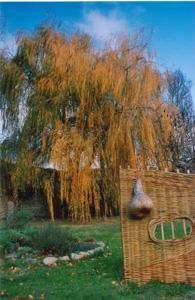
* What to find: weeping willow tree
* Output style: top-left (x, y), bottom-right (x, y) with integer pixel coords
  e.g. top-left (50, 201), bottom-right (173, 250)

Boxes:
top-left (0, 27), bottom-right (176, 222)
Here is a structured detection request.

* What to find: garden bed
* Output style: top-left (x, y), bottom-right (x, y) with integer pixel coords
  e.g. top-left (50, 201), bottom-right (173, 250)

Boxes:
top-left (0, 210), bottom-right (106, 267)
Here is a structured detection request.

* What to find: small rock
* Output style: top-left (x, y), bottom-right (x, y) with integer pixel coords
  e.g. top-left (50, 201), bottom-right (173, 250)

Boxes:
top-left (97, 241), bottom-right (105, 247)
top-left (43, 257), bottom-right (57, 266)
top-left (95, 246), bottom-right (104, 252)
top-left (28, 295), bottom-right (34, 299)
top-left (71, 253), bottom-right (83, 260)
top-left (59, 256), bottom-right (70, 262)
top-left (78, 251), bottom-right (89, 257)
top-left (18, 247), bottom-right (24, 251)
top-left (93, 248), bottom-right (99, 253)
top-left (87, 249), bottom-right (96, 255)
top-left (5, 254), bottom-right (16, 261)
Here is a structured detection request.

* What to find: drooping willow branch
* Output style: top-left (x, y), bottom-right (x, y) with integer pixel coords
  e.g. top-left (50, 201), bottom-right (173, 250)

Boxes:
top-left (0, 27), bottom-right (176, 221)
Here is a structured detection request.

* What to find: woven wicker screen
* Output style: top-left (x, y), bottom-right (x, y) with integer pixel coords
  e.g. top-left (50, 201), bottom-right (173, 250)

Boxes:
top-left (120, 168), bottom-right (195, 285)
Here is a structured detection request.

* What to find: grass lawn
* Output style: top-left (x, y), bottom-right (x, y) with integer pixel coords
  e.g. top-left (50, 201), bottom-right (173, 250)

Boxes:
top-left (1, 219), bottom-right (195, 300)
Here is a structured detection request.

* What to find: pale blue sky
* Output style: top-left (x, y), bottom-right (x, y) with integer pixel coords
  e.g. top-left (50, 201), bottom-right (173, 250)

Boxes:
top-left (0, 2), bottom-right (195, 102)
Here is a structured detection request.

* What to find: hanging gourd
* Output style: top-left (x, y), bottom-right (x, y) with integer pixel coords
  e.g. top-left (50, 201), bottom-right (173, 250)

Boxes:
top-left (128, 178), bottom-right (153, 219)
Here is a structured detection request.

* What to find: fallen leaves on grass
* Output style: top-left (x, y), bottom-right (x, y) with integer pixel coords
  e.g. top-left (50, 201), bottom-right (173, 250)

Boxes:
top-left (112, 281), bottom-right (119, 286)
top-left (0, 290), bottom-right (10, 297)
top-left (104, 252), bottom-right (112, 257)
top-left (9, 266), bottom-right (21, 273)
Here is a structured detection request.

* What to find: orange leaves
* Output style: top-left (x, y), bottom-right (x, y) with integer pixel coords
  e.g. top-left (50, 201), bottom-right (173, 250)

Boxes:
top-left (37, 78), bottom-right (55, 94)
top-left (42, 29), bottom-right (175, 220)
top-left (1, 27), bottom-right (176, 221)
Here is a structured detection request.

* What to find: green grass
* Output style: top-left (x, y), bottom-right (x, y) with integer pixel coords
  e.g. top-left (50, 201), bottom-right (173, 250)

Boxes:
top-left (1, 220), bottom-right (195, 300)
top-left (155, 219), bottom-right (192, 241)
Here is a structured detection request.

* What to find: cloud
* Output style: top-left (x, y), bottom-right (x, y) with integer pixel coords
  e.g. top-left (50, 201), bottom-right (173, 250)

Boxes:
top-left (77, 10), bottom-right (129, 44)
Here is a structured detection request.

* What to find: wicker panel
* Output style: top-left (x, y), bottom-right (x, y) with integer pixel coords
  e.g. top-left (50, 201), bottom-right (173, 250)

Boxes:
top-left (120, 168), bottom-right (195, 285)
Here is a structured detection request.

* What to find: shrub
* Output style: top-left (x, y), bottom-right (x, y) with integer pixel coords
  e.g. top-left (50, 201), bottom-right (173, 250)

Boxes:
top-left (16, 246), bottom-right (36, 258)
top-left (4, 209), bottom-right (34, 230)
top-left (22, 226), bottom-right (38, 238)
top-left (0, 233), bottom-right (15, 255)
top-left (0, 229), bottom-right (25, 255)
top-left (28, 224), bottom-right (78, 256)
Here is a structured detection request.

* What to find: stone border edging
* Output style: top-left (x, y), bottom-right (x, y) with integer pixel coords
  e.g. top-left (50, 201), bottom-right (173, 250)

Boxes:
top-left (43, 241), bottom-right (105, 266)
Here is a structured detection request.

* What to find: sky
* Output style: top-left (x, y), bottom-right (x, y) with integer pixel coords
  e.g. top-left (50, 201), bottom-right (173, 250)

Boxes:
top-left (0, 1), bottom-right (195, 102)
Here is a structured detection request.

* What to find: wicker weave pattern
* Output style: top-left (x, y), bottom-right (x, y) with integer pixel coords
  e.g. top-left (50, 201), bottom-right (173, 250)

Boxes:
top-left (120, 168), bottom-right (195, 284)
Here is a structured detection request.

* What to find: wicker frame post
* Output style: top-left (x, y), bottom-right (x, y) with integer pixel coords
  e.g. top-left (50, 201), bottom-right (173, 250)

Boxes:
top-left (120, 168), bottom-right (195, 285)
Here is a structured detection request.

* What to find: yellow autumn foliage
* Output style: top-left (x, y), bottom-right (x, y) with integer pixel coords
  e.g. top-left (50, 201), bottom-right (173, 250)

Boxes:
top-left (0, 27), bottom-right (176, 221)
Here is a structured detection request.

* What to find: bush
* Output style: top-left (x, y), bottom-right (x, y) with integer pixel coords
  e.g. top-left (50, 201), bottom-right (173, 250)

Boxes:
top-left (0, 234), bottom-right (15, 255)
top-left (0, 229), bottom-right (26, 255)
top-left (16, 246), bottom-right (36, 258)
top-left (28, 224), bottom-right (78, 256)
top-left (4, 209), bottom-right (34, 230)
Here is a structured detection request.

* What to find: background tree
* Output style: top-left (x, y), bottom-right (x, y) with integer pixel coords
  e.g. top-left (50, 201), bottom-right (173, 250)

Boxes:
top-left (0, 27), bottom-right (175, 221)
top-left (165, 70), bottom-right (195, 171)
